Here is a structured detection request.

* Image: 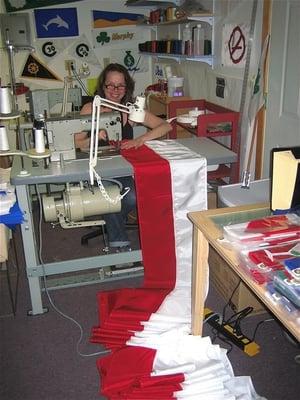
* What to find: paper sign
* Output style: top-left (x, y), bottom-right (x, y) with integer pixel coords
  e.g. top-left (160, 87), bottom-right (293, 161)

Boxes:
top-left (222, 23), bottom-right (249, 67)
top-left (110, 49), bottom-right (148, 73)
top-left (92, 27), bottom-right (140, 48)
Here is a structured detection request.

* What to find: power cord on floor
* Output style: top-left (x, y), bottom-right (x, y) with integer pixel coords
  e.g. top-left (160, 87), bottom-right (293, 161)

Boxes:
top-left (223, 306), bottom-right (254, 337)
top-left (207, 279), bottom-right (276, 354)
top-left (211, 328), bottom-right (234, 354)
top-left (221, 279), bottom-right (242, 324)
top-left (36, 185), bottom-right (110, 358)
top-left (251, 318), bottom-right (274, 342)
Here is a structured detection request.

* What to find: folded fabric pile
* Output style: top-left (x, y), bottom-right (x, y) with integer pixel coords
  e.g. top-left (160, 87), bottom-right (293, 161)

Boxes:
top-left (99, 329), bottom-right (266, 400)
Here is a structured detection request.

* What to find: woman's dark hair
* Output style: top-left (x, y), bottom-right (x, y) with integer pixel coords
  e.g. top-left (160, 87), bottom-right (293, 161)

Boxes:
top-left (95, 63), bottom-right (135, 104)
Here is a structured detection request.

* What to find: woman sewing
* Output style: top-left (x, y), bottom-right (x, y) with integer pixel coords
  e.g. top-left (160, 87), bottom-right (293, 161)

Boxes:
top-left (75, 63), bottom-right (171, 252)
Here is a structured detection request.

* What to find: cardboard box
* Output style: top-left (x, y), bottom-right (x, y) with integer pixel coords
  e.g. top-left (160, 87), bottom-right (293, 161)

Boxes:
top-left (208, 191), bottom-right (217, 209)
top-left (209, 246), bottom-right (266, 315)
top-left (148, 94), bottom-right (192, 138)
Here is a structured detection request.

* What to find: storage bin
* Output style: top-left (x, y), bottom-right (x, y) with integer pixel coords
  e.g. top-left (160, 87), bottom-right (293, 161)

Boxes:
top-left (218, 179), bottom-right (270, 208)
top-left (209, 179), bottom-right (270, 315)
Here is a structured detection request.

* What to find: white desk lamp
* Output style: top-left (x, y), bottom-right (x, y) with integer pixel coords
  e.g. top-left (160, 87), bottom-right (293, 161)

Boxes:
top-left (89, 95), bottom-right (146, 188)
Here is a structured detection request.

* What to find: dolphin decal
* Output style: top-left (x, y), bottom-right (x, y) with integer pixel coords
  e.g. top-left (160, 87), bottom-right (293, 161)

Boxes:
top-left (43, 15), bottom-right (69, 31)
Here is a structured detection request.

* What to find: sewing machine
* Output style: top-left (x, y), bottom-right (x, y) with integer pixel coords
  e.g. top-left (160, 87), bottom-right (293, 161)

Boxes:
top-left (10, 137), bottom-right (238, 315)
top-left (19, 112), bottom-right (122, 162)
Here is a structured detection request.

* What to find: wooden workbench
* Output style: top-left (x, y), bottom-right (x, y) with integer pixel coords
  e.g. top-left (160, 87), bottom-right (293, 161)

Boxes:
top-left (188, 203), bottom-right (300, 342)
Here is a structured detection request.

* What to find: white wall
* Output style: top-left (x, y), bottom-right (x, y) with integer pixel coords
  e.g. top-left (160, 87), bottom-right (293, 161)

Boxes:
top-left (0, 0), bottom-right (153, 109)
top-left (0, 0), bottom-right (264, 173)
top-left (0, 0), bottom-right (263, 114)
top-left (147, 0), bottom-right (263, 179)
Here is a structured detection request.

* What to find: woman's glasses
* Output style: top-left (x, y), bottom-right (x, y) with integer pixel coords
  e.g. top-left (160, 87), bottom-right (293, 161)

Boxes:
top-left (104, 84), bottom-right (126, 91)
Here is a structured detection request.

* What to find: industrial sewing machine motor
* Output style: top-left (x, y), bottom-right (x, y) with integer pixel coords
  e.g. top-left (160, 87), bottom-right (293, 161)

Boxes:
top-left (42, 181), bottom-right (121, 249)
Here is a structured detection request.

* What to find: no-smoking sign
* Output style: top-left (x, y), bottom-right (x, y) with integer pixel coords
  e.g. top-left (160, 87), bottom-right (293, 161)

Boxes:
top-left (228, 26), bottom-right (246, 64)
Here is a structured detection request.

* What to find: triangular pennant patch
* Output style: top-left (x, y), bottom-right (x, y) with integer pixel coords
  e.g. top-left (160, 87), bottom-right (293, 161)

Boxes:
top-left (21, 53), bottom-right (62, 81)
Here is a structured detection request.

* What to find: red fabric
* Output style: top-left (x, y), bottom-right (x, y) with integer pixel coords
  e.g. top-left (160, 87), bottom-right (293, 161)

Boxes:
top-left (90, 144), bottom-right (182, 398)
top-left (122, 145), bottom-right (177, 289)
top-left (98, 346), bottom-right (184, 399)
top-left (90, 146), bottom-right (178, 347)
top-left (90, 288), bottom-right (170, 348)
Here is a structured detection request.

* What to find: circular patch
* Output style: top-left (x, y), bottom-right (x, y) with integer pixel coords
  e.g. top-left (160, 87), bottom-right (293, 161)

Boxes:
top-left (42, 41), bottom-right (57, 57)
top-left (76, 43), bottom-right (89, 58)
top-left (28, 63), bottom-right (39, 74)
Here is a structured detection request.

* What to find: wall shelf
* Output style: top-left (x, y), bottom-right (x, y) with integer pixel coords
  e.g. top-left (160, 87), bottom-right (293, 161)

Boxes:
top-left (139, 52), bottom-right (213, 66)
top-left (143, 15), bottom-right (213, 27)
top-left (138, 12), bottom-right (214, 66)
top-left (126, 0), bottom-right (182, 6)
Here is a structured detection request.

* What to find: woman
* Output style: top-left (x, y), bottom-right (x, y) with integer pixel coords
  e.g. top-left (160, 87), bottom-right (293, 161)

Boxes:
top-left (75, 63), bottom-right (172, 251)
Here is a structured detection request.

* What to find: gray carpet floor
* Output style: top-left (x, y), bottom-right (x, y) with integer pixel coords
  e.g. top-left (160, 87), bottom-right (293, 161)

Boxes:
top-left (1, 209), bottom-right (299, 400)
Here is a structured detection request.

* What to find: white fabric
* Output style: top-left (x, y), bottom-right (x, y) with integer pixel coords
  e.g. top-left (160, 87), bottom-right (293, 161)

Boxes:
top-left (125, 140), bottom-right (265, 400)
top-left (128, 329), bottom-right (266, 399)
top-left (0, 223), bottom-right (9, 262)
top-left (0, 168), bottom-right (15, 216)
top-left (141, 140), bottom-right (208, 336)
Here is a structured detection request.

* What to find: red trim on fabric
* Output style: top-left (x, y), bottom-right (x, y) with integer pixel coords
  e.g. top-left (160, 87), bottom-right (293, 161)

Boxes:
top-left (97, 346), bottom-right (183, 399)
top-left (122, 145), bottom-right (177, 289)
top-left (90, 144), bottom-right (181, 396)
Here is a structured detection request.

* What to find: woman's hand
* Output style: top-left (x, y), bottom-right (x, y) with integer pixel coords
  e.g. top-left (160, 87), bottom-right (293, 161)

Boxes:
top-left (98, 129), bottom-right (108, 141)
top-left (121, 137), bottom-right (145, 149)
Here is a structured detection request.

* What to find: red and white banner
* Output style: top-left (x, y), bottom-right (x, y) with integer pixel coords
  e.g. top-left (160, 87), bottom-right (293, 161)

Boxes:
top-left (90, 140), bottom-right (264, 399)
top-left (90, 140), bottom-right (207, 347)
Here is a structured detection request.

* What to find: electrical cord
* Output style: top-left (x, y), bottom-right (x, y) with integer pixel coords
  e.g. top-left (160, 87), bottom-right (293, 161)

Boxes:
top-left (204, 311), bottom-right (234, 353)
top-left (251, 318), bottom-right (274, 342)
top-left (203, 312), bottom-right (221, 324)
top-left (35, 185), bottom-right (111, 358)
top-left (211, 327), bottom-right (233, 354)
top-left (70, 64), bottom-right (91, 96)
top-left (223, 307), bottom-right (254, 337)
top-left (218, 282), bottom-right (276, 345)
top-left (221, 279), bottom-right (242, 324)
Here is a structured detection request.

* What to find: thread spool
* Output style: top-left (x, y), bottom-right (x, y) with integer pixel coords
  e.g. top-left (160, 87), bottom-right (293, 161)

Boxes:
top-left (0, 87), bottom-right (12, 114)
top-left (166, 7), bottom-right (177, 21)
top-left (0, 125), bottom-right (9, 151)
top-left (34, 128), bottom-right (45, 153)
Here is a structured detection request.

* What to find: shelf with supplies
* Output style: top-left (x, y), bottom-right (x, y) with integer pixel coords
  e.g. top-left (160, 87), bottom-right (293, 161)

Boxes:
top-left (138, 14), bottom-right (214, 66)
top-left (147, 94), bottom-right (192, 138)
top-left (144, 15), bottom-right (213, 26)
top-left (167, 99), bottom-right (240, 183)
top-left (126, 0), bottom-right (182, 6)
top-left (139, 52), bottom-right (213, 65)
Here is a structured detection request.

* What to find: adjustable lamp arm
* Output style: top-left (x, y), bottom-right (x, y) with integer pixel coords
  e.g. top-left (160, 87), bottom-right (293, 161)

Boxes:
top-left (89, 95), bottom-right (145, 185)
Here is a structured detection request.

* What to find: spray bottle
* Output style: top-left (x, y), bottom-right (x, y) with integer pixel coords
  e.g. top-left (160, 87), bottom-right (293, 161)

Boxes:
top-left (182, 24), bottom-right (192, 56)
top-left (193, 24), bottom-right (204, 56)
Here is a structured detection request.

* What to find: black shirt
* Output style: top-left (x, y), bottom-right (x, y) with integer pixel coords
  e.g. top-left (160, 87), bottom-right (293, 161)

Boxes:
top-left (120, 112), bottom-right (134, 140)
